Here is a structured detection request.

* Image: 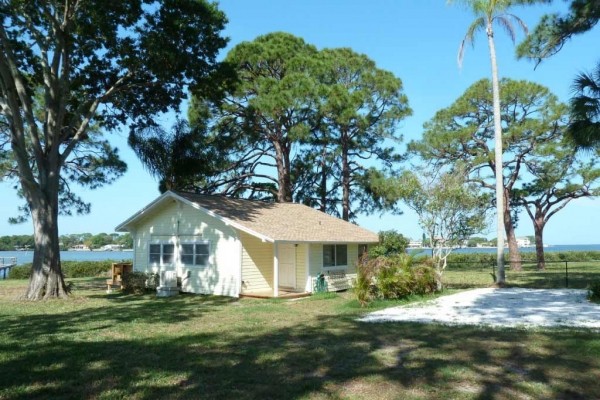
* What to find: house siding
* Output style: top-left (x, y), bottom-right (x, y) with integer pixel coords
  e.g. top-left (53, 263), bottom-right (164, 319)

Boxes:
top-left (240, 232), bottom-right (273, 293)
top-left (295, 243), bottom-right (307, 292)
top-left (131, 200), bottom-right (240, 297)
top-left (306, 243), bottom-right (362, 292)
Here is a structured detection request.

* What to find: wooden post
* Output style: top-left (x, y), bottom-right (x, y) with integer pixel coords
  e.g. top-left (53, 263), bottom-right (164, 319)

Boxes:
top-left (273, 242), bottom-right (279, 297)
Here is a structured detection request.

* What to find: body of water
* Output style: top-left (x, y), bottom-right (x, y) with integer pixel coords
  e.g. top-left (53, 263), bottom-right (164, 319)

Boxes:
top-left (410, 244), bottom-right (600, 256)
top-left (2, 245), bottom-right (600, 266)
top-left (0, 250), bottom-right (133, 266)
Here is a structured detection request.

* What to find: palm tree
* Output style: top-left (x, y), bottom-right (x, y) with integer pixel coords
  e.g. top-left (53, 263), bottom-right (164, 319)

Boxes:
top-left (128, 119), bottom-right (215, 193)
top-left (451, 0), bottom-right (529, 285)
top-left (569, 61), bottom-right (600, 150)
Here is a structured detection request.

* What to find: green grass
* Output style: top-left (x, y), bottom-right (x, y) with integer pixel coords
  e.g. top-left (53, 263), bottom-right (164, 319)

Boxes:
top-left (1, 278), bottom-right (599, 399)
top-left (443, 261), bottom-right (600, 289)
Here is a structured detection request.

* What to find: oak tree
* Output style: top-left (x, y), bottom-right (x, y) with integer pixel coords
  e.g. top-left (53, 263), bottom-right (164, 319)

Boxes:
top-left (0, 0), bottom-right (228, 299)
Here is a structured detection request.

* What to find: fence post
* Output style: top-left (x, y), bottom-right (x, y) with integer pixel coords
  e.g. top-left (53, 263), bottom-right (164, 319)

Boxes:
top-left (565, 261), bottom-right (568, 288)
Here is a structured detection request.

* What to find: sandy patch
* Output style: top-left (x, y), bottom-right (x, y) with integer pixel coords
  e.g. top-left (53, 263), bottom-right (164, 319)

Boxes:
top-left (360, 288), bottom-right (600, 328)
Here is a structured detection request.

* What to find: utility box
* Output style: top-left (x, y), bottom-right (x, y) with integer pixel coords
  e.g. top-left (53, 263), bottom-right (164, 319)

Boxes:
top-left (157, 270), bottom-right (179, 297)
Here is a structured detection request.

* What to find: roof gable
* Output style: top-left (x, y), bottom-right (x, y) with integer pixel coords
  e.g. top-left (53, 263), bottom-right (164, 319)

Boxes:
top-left (116, 191), bottom-right (379, 243)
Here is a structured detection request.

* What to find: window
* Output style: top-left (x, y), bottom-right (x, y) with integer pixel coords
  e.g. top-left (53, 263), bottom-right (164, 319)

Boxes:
top-left (323, 244), bottom-right (347, 268)
top-left (149, 241), bottom-right (210, 267)
top-left (149, 243), bottom-right (175, 265)
top-left (181, 243), bottom-right (209, 267)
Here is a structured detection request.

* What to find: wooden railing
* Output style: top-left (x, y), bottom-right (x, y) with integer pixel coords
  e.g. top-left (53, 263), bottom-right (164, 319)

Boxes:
top-left (0, 257), bottom-right (17, 279)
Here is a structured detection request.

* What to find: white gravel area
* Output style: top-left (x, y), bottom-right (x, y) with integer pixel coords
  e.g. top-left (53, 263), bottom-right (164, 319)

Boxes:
top-left (360, 288), bottom-right (600, 328)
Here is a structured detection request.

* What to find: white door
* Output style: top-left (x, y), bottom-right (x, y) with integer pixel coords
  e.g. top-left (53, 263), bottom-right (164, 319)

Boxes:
top-left (278, 244), bottom-right (296, 288)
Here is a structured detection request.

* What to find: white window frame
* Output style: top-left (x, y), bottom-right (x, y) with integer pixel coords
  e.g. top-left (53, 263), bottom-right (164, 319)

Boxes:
top-left (149, 241), bottom-right (176, 267)
top-left (179, 241), bottom-right (210, 268)
top-left (322, 244), bottom-right (348, 270)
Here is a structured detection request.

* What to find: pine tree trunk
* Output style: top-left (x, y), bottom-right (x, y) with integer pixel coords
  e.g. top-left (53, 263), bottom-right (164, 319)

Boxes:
top-left (272, 139), bottom-right (292, 202)
top-left (23, 192), bottom-right (69, 300)
top-left (534, 216), bottom-right (546, 270)
top-left (503, 192), bottom-right (522, 270)
top-left (487, 22), bottom-right (505, 285)
top-left (341, 133), bottom-right (350, 221)
top-left (319, 148), bottom-right (327, 212)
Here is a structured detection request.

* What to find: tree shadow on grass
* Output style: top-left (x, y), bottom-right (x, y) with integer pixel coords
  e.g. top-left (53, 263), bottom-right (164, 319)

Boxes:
top-left (0, 305), bottom-right (598, 399)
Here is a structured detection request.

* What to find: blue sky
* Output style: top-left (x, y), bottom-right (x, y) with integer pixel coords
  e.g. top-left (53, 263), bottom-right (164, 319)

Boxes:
top-left (1, 0), bottom-right (598, 244)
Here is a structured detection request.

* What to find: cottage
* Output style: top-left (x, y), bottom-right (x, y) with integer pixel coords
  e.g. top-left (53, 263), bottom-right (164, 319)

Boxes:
top-left (115, 191), bottom-right (379, 298)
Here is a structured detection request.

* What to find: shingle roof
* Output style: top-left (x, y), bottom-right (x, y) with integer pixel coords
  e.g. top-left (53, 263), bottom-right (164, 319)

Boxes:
top-left (171, 191), bottom-right (379, 243)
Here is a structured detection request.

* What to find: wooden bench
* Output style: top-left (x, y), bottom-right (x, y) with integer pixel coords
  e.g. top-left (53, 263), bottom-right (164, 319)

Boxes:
top-left (324, 270), bottom-right (352, 292)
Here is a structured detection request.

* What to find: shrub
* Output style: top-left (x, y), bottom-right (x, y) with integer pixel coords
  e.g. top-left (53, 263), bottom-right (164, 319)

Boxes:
top-left (369, 230), bottom-right (409, 258)
top-left (588, 281), bottom-right (600, 302)
top-left (122, 272), bottom-right (158, 294)
top-left (8, 260), bottom-right (114, 279)
top-left (355, 253), bottom-right (437, 306)
top-left (7, 265), bottom-right (30, 279)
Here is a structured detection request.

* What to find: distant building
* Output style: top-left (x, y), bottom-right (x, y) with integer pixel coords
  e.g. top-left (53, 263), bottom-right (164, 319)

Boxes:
top-left (68, 244), bottom-right (90, 251)
top-left (408, 239), bottom-right (423, 248)
top-left (516, 237), bottom-right (532, 247)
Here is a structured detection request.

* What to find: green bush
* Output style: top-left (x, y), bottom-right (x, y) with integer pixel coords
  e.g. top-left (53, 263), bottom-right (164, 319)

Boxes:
top-left (122, 272), bottom-right (159, 294)
top-left (7, 265), bottom-right (30, 279)
top-left (355, 254), bottom-right (437, 306)
top-left (588, 281), bottom-right (600, 302)
top-left (8, 260), bottom-right (116, 279)
top-left (369, 230), bottom-right (409, 258)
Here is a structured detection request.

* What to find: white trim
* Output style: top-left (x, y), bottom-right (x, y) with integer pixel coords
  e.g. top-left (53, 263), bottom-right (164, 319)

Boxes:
top-left (273, 242), bottom-right (279, 297)
top-left (179, 240), bottom-right (210, 268)
top-left (237, 236), bottom-right (243, 298)
top-left (148, 239), bottom-right (177, 269)
top-left (305, 244), bottom-right (311, 292)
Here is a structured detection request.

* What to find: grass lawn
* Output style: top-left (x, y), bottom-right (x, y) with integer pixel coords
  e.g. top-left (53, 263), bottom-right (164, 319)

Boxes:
top-left (443, 261), bottom-right (600, 290)
top-left (1, 278), bottom-right (599, 399)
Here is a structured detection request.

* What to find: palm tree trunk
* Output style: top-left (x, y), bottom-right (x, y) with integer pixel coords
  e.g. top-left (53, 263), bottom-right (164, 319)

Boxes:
top-left (487, 22), bottom-right (506, 285)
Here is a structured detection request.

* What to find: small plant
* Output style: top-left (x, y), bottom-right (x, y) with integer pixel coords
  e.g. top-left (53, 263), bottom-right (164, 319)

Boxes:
top-left (354, 253), bottom-right (438, 306)
top-left (587, 281), bottom-right (600, 302)
top-left (122, 272), bottom-right (156, 294)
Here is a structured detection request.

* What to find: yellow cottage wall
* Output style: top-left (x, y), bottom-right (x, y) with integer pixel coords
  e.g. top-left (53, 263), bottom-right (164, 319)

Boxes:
top-left (239, 232), bottom-right (273, 293)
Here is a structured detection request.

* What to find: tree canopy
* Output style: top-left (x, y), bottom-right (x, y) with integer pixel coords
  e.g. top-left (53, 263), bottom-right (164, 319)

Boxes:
top-left (517, 0), bottom-right (599, 64)
top-left (410, 78), bottom-right (595, 269)
top-left (185, 33), bottom-right (411, 220)
top-left (0, 0), bottom-right (229, 299)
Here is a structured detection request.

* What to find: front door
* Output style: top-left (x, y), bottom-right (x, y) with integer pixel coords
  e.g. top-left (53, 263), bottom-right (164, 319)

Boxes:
top-left (278, 243), bottom-right (296, 288)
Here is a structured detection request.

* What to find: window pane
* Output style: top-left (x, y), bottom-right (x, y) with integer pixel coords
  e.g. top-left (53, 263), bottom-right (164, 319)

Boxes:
top-left (336, 245), bottom-right (347, 266)
top-left (196, 244), bottom-right (209, 255)
top-left (149, 244), bottom-right (161, 264)
top-left (181, 244), bottom-right (194, 255)
top-left (181, 254), bottom-right (194, 265)
top-left (195, 254), bottom-right (209, 266)
top-left (162, 244), bottom-right (174, 264)
top-left (323, 245), bottom-right (335, 267)
top-left (163, 244), bottom-right (174, 254)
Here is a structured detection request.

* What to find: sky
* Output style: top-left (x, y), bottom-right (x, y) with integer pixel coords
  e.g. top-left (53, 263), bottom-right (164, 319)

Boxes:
top-left (1, 0), bottom-right (599, 244)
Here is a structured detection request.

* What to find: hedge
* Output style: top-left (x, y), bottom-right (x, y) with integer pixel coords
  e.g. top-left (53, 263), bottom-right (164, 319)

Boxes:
top-left (445, 251), bottom-right (600, 267)
top-left (8, 260), bottom-right (117, 280)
